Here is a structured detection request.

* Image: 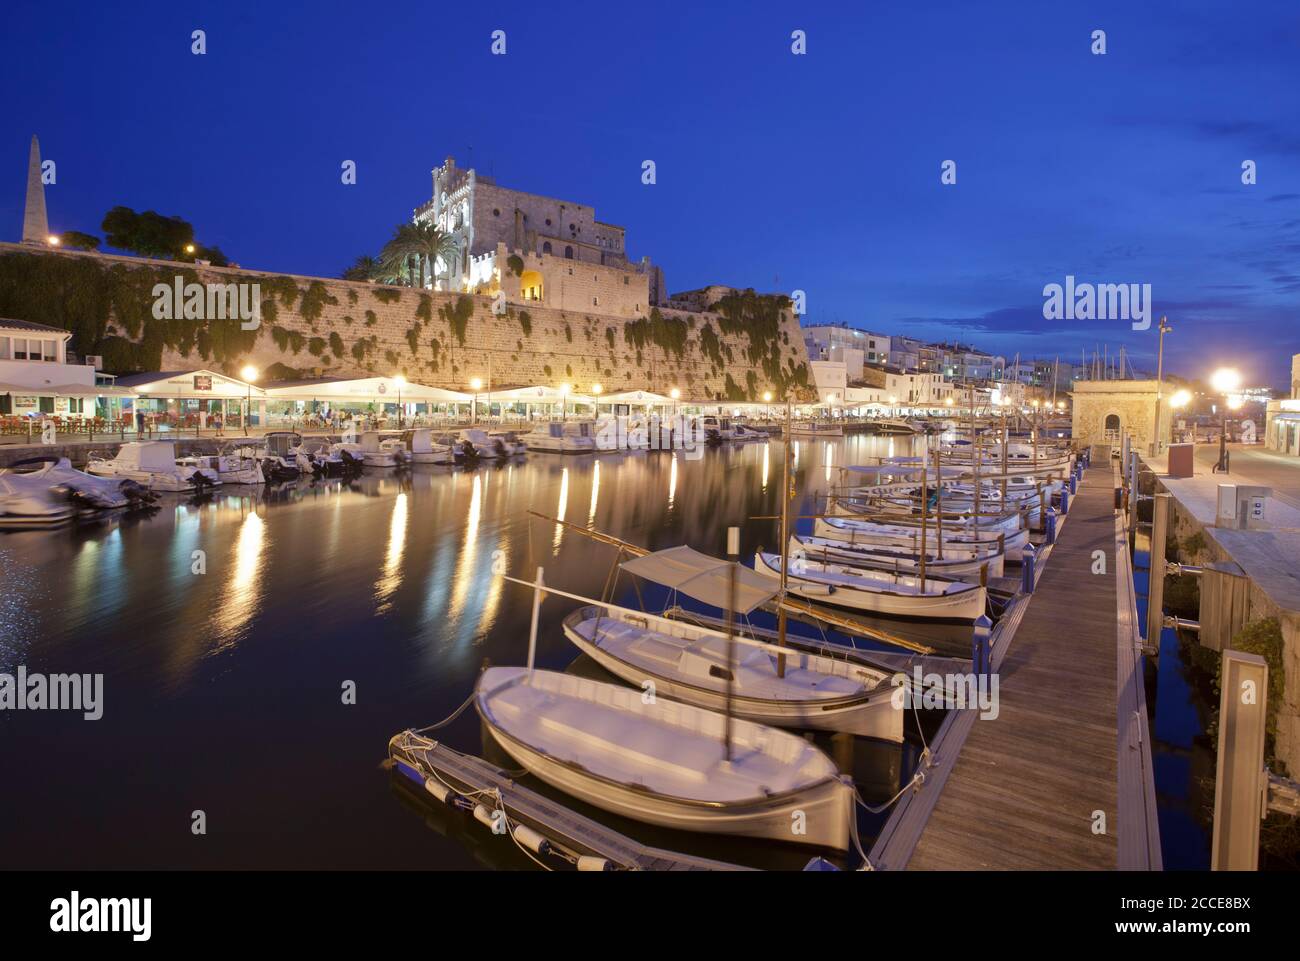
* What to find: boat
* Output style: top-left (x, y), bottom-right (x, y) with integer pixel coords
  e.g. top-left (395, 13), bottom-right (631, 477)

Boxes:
top-left (177, 445), bottom-right (265, 485)
top-left (251, 431), bottom-right (302, 480)
top-left (293, 435), bottom-right (354, 474)
top-left (563, 601), bottom-right (904, 741)
top-left (700, 415), bottom-right (735, 443)
top-left (521, 420), bottom-right (597, 454)
top-left (458, 428), bottom-right (512, 459)
top-left (476, 666), bottom-right (854, 850)
top-left (399, 428), bottom-right (458, 464)
top-left (731, 422), bottom-right (767, 442)
top-left (351, 430), bottom-right (404, 468)
top-left (594, 415), bottom-right (648, 451)
top-left (753, 551), bottom-right (988, 622)
top-left (790, 533), bottom-right (1004, 579)
top-left (863, 417), bottom-right (920, 435)
top-left (87, 441), bottom-right (220, 492)
top-left (786, 421), bottom-right (844, 437)
top-left (814, 515), bottom-right (1029, 563)
top-left (1, 457), bottom-right (157, 526)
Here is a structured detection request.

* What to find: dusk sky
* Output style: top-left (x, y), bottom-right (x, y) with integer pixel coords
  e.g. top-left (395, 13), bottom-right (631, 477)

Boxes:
top-left (3, 1), bottom-right (1298, 387)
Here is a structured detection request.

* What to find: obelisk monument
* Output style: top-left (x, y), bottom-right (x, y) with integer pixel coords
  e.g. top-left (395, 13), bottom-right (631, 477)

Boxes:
top-left (21, 135), bottom-right (49, 244)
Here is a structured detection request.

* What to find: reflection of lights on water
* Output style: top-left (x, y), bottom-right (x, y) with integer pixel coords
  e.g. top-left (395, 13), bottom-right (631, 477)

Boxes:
top-left (213, 511), bottom-right (265, 645)
top-left (588, 460), bottom-right (600, 526)
top-left (553, 468), bottom-right (569, 552)
top-left (824, 442), bottom-right (834, 482)
top-left (374, 491), bottom-right (408, 611)
top-left (668, 453), bottom-right (678, 510)
top-left (793, 441), bottom-right (800, 468)
top-left (761, 443), bottom-right (770, 491)
top-left (449, 473), bottom-right (483, 621)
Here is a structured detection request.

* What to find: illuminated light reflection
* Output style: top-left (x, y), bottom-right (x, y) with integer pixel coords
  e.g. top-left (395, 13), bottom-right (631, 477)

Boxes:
top-left (824, 441), bottom-right (835, 482)
top-left (668, 453), bottom-right (678, 511)
top-left (553, 468), bottom-right (570, 552)
top-left (213, 511), bottom-right (266, 647)
top-left (761, 443), bottom-right (770, 491)
top-left (588, 460), bottom-right (600, 526)
top-left (448, 473), bottom-right (483, 621)
top-left (374, 492), bottom-right (408, 612)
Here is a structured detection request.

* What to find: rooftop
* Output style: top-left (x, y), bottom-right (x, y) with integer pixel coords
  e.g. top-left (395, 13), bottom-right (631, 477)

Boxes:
top-left (0, 317), bottom-right (70, 336)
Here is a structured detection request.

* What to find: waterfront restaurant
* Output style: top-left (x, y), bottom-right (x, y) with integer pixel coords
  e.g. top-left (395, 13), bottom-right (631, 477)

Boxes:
top-left (474, 384), bottom-right (598, 421)
top-left (113, 369), bottom-right (267, 429)
top-left (595, 389), bottom-right (680, 416)
top-left (0, 318), bottom-right (134, 430)
top-left (260, 376), bottom-right (471, 427)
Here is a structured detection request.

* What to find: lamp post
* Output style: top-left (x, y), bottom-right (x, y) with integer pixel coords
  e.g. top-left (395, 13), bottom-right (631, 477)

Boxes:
top-left (240, 365), bottom-right (258, 433)
top-left (469, 377), bottom-right (482, 426)
top-left (591, 382), bottom-right (602, 420)
top-left (1210, 368), bottom-right (1241, 474)
top-left (1153, 316), bottom-right (1171, 453)
top-left (559, 383), bottom-right (571, 421)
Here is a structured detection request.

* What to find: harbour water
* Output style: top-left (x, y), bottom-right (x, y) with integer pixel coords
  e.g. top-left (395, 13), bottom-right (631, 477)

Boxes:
top-left (1, 433), bottom-right (957, 870)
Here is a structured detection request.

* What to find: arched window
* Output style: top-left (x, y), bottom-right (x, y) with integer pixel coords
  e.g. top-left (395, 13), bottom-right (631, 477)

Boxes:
top-left (542, 241), bottom-right (552, 255)
top-left (1104, 414), bottom-right (1120, 430)
top-left (564, 246), bottom-right (574, 259)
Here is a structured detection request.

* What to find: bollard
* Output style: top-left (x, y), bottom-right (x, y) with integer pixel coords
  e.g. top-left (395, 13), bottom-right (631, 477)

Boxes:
top-left (1060, 487), bottom-right (1070, 515)
top-left (1069, 472), bottom-right (1078, 495)
top-left (972, 614), bottom-right (993, 680)
top-left (1021, 543), bottom-right (1037, 594)
top-left (1046, 508), bottom-right (1058, 544)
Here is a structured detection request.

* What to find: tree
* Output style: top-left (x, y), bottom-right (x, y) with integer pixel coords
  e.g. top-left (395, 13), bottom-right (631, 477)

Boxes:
top-left (342, 255), bottom-right (380, 282)
top-left (101, 207), bottom-right (196, 258)
top-left (59, 230), bottom-right (101, 251)
top-left (378, 221), bottom-right (458, 287)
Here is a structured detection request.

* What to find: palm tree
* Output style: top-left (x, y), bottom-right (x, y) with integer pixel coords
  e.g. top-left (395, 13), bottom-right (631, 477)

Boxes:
top-left (378, 221), bottom-right (458, 288)
top-left (341, 254), bottom-right (381, 282)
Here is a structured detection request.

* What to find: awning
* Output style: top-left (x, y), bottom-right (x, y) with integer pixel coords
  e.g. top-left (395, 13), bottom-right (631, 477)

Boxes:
top-left (620, 546), bottom-right (778, 615)
top-left (487, 385), bottom-right (595, 405)
top-left (596, 389), bottom-right (680, 406)
top-left (46, 384), bottom-right (137, 398)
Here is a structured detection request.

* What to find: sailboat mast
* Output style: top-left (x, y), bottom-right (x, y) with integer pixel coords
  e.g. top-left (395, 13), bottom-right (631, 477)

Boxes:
top-left (724, 526), bottom-right (738, 762)
top-left (777, 398), bottom-right (791, 678)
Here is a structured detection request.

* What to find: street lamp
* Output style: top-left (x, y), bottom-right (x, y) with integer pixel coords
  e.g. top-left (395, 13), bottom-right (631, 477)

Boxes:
top-left (393, 374), bottom-right (406, 427)
top-left (591, 382), bottom-right (602, 417)
top-left (1210, 367), bottom-right (1241, 473)
top-left (240, 365), bottom-right (258, 432)
top-left (559, 382), bottom-right (571, 421)
top-left (47, 235), bottom-right (60, 246)
top-left (469, 377), bottom-right (483, 425)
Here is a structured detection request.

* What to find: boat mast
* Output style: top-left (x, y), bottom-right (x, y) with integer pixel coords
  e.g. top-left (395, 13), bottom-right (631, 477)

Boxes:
top-left (777, 397), bottom-right (791, 678)
top-left (724, 526), bottom-right (738, 761)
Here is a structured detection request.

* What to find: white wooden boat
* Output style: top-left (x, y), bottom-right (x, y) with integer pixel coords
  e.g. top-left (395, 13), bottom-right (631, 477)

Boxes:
top-left (731, 422), bottom-right (766, 442)
top-left (336, 430), bottom-right (404, 467)
top-left (700, 415), bottom-right (735, 441)
top-left (814, 515), bottom-right (1029, 563)
top-left (476, 666), bottom-right (854, 850)
top-left (0, 467), bottom-right (77, 526)
top-left (401, 428), bottom-right (457, 464)
top-left (786, 421), bottom-right (843, 436)
top-left (754, 551), bottom-right (987, 622)
top-left (87, 441), bottom-right (220, 492)
top-left (791, 534), bottom-right (1004, 579)
top-left (562, 603), bottom-right (904, 741)
top-left (521, 420), bottom-right (596, 453)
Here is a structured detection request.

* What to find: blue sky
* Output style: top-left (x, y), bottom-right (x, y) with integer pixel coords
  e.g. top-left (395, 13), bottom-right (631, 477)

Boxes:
top-left (2, 0), bottom-right (1298, 387)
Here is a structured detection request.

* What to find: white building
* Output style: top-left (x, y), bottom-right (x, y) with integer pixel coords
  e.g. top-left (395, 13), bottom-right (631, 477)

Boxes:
top-left (0, 318), bottom-right (128, 419)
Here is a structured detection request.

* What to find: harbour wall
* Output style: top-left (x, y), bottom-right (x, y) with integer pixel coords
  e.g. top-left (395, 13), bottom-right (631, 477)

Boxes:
top-left (0, 244), bottom-right (814, 403)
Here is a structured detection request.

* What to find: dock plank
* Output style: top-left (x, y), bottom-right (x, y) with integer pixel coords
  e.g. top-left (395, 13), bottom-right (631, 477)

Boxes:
top-left (907, 464), bottom-right (1120, 870)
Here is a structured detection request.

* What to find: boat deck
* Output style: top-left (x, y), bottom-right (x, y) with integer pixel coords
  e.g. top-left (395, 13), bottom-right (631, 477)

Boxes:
top-left (870, 462), bottom-right (1160, 869)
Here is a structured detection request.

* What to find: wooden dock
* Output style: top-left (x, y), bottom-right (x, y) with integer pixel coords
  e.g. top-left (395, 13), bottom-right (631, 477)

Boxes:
top-left (388, 731), bottom-right (753, 871)
top-left (869, 462), bottom-right (1161, 869)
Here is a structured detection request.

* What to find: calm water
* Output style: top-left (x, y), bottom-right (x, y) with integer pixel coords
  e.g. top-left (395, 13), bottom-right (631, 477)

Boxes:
top-left (1, 433), bottom-right (947, 870)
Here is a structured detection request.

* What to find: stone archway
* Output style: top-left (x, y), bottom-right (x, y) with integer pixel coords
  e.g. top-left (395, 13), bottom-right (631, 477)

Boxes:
top-left (520, 269), bottom-right (543, 302)
top-left (1103, 412), bottom-right (1121, 442)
